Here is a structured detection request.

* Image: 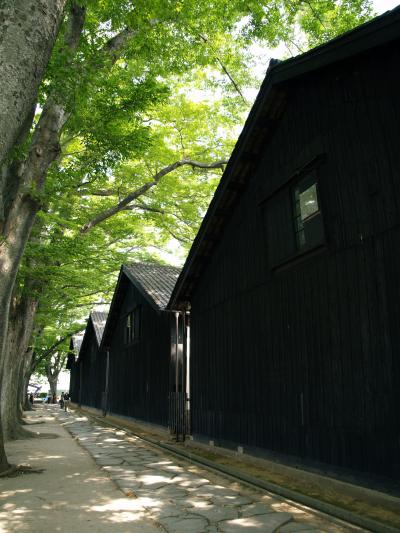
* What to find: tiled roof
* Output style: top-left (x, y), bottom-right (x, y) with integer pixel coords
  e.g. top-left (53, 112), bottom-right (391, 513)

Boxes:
top-left (90, 311), bottom-right (108, 345)
top-left (71, 334), bottom-right (84, 356)
top-left (123, 262), bottom-right (181, 310)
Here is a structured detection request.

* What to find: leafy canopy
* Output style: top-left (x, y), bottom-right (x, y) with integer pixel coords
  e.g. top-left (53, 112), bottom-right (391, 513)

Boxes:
top-left (27, 0), bottom-right (373, 374)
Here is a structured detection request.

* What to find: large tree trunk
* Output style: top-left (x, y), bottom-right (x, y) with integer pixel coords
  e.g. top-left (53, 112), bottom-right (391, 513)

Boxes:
top-left (47, 376), bottom-right (59, 404)
top-left (15, 353), bottom-right (28, 423)
top-left (0, 0), bottom-right (66, 171)
top-left (45, 347), bottom-right (68, 405)
top-left (0, 1), bottom-right (85, 367)
top-left (0, 2), bottom-right (134, 471)
top-left (0, 426), bottom-right (9, 473)
top-left (1, 295), bottom-right (38, 440)
top-left (0, 3), bottom-right (85, 395)
top-left (0, 4), bottom-right (85, 472)
top-left (22, 349), bottom-right (35, 413)
top-left (0, 135), bottom-right (44, 465)
top-left (0, 95), bottom-right (71, 468)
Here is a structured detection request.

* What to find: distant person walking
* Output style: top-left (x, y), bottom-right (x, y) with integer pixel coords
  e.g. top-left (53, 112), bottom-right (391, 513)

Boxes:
top-left (29, 393), bottom-right (34, 405)
top-left (63, 392), bottom-right (70, 412)
top-left (59, 392), bottom-right (64, 409)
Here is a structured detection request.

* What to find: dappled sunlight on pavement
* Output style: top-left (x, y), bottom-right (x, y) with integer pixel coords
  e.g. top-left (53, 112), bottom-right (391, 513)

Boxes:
top-left (0, 404), bottom-right (362, 532)
top-left (56, 405), bottom-right (361, 533)
top-left (0, 404), bottom-right (159, 532)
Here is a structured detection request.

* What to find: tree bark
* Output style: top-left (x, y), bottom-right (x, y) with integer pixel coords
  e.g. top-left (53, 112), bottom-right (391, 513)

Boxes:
top-left (0, 425), bottom-right (9, 473)
top-left (0, 0), bottom-right (85, 372)
top-left (1, 294), bottom-right (38, 440)
top-left (0, 4), bottom-right (85, 467)
top-left (45, 350), bottom-right (66, 404)
top-left (16, 353), bottom-right (28, 422)
top-left (48, 377), bottom-right (58, 403)
top-left (0, 193), bottom-right (42, 420)
top-left (0, 0), bottom-right (67, 171)
top-left (0, 3), bottom-right (137, 471)
top-left (22, 350), bottom-right (35, 412)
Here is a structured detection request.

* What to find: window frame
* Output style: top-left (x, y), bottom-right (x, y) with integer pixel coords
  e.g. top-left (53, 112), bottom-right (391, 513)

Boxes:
top-left (125, 310), bottom-right (134, 344)
top-left (292, 173), bottom-right (323, 252)
top-left (124, 306), bottom-right (141, 345)
top-left (259, 157), bottom-right (327, 271)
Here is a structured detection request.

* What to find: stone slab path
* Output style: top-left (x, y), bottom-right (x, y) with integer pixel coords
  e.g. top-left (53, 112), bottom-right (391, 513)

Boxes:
top-left (0, 406), bottom-right (159, 532)
top-left (58, 406), bottom-right (363, 533)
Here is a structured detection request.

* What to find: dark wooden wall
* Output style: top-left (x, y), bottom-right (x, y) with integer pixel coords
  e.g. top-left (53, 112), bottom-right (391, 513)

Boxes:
top-left (79, 322), bottom-right (106, 410)
top-left (108, 277), bottom-right (171, 427)
top-left (69, 359), bottom-right (80, 403)
top-left (189, 42), bottom-right (400, 478)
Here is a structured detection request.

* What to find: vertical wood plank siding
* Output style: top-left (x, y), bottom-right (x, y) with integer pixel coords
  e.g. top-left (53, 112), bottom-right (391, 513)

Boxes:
top-left (189, 43), bottom-right (400, 478)
top-left (108, 281), bottom-right (171, 427)
top-left (69, 360), bottom-right (80, 402)
top-left (78, 321), bottom-right (106, 410)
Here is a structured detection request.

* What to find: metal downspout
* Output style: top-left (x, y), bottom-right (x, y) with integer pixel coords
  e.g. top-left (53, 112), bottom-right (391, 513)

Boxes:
top-left (175, 311), bottom-right (180, 440)
top-left (78, 360), bottom-right (82, 407)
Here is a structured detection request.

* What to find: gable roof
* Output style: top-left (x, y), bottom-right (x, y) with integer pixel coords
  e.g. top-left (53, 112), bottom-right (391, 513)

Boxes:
top-left (77, 310), bottom-right (108, 362)
top-left (71, 334), bottom-right (84, 355)
top-left (123, 263), bottom-right (181, 310)
top-left (90, 311), bottom-right (108, 345)
top-left (66, 333), bottom-right (84, 369)
top-left (168, 6), bottom-right (400, 309)
top-left (101, 262), bottom-right (181, 349)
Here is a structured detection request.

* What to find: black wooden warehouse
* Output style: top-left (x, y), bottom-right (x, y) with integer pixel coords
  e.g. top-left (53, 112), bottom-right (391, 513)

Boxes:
top-left (169, 8), bottom-right (400, 478)
top-left (71, 311), bottom-right (108, 410)
top-left (66, 334), bottom-right (83, 403)
top-left (100, 263), bottom-right (181, 428)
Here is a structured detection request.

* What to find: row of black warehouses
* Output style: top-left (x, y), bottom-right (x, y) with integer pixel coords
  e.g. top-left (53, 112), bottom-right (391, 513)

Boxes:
top-left (68, 8), bottom-right (400, 480)
top-left (68, 263), bottom-right (181, 428)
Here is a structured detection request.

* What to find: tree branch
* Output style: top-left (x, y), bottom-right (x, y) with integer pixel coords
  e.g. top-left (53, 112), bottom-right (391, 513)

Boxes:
top-left (123, 203), bottom-right (165, 215)
top-left (65, 3), bottom-right (86, 52)
top-left (75, 289), bottom-right (109, 299)
top-left (164, 226), bottom-right (191, 244)
top-left (97, 18), bottom-right (159, 66)
top-left (303, 0), bottom-right (327, 31)
top-left (198, 33), bottom-right (247, 103)
top-left (46, 352), bottom-right (67, 380)
top-left (80, 158), bottom-right (228, 233)
top-left (79, 189), bottom-right (119, 196)
top-left (72, 301), bottom-right (105, 308)
top-left (27, 13), bottom-right (141, 199)
top-left (104, 28), bottom-right (138, 57)
top-left (216, 59), bottom-right (247, 103)
top-left (285, 36), bottom-right (305, 55)
top-left (32, 326), bottom-right (84, 370)
top-left (14, 3), bottom-right (86, 201)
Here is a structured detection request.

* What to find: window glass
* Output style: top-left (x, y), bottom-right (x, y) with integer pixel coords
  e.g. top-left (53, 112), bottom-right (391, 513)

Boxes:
top-left (293, 177), bottom-right (323, 251)
top-left (299, 183), bottom-right (318, 220)
top-left (126, 311), bottom-right (134, 343)
top-left (261, 168), bottom-right (325, 268)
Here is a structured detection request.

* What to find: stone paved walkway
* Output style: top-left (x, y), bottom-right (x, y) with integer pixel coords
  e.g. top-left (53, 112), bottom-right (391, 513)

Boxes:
top-left (59, 407), bottom-right (362, 533)
top-left (1, 406), bottom-right (159, 532)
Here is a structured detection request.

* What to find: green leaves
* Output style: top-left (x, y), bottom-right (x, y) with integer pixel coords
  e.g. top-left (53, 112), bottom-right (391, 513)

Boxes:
top-left (296, 0), bottom-right (373, 48)
top-left (24, 0), bottom-right (374, 374)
